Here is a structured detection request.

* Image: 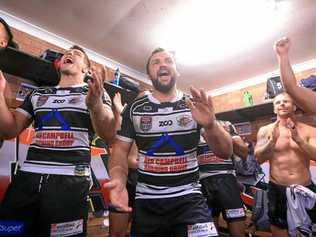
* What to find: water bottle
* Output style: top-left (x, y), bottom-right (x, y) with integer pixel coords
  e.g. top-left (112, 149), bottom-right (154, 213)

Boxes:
top-left (113, 68), bottom-right (120, 86)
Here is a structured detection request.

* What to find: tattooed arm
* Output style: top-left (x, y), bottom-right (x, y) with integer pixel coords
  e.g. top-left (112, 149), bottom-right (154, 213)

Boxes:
top-left (254, 122), bottom-right (279, 164)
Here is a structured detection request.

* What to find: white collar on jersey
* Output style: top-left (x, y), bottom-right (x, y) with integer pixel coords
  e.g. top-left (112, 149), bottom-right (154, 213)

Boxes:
top-left (55, 83), bottom-right (87, 89)
top-left (148, 90), bottom-right (183, 104)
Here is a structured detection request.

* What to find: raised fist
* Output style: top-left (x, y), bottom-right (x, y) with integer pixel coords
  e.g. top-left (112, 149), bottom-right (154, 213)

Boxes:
top-left (274, 37), bottom-right (291, 56)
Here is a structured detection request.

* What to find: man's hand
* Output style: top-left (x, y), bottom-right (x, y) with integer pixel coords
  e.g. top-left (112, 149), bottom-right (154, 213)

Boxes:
top-left (86, 67), bottom-right (104, 111)
top-left (186, 86), bottom-right (215, 129)
top-left (267, 120), bottom-right (280, 146)
top-left (113, 92), bottom-right (126, 114)
top-left (274, 37), bottom-right (291, 56)
top-left (0, 70), bottom-right (7, 95)
top-left (103, 178), bottom-right (132, 213)
top-left (286, 118), bottom-right (304, 144)
top-left (255, 121), bottom-right (280, 164)
top-left (220, 121), bottom-right (231, 133)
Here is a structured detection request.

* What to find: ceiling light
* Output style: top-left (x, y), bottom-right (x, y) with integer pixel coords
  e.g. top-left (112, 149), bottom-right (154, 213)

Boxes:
top-left (153, 0), bottom-right (292, 65)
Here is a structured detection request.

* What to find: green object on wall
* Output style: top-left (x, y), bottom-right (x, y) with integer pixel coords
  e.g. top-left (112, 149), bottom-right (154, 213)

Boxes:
top-left (243, 91), bottom-right (253, 106)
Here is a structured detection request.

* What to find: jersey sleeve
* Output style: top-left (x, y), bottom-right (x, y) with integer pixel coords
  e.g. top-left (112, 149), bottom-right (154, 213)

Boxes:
top-left (227, 121), bottom-right (239, 137)
top-left (218, 120), bottom-right (239, 137)
top-left (15, 93), bottom-right (34, 119)
top-left (116, 104), bottom-right (135, 143)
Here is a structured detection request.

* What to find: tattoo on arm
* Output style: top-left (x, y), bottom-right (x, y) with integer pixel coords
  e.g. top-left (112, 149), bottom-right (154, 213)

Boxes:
top-left (256, 135), bottom-right (270, 147)
top-left (255, 127), bottom-right (274, 163)
top-left (256, 128), bottom-right (270, 147)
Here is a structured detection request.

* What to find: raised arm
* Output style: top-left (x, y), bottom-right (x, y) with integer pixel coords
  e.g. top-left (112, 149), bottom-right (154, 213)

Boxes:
top-left (254, 123), bottom-right (278, 164)
top-left (0, 71), bottom-right (32, 139)
top-left (186, 86), bottom-right (232, 158)
top-left (86, 69), bottom-right (116, 142)
top-left (112, 92), bottom-right (126, 131)
top-left (274, 37), bottom-right (316, 115)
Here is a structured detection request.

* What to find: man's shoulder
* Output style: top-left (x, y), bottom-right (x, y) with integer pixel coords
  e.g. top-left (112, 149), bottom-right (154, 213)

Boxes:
top-left (298, 122), bottom-right (316, 135)
top-left (259, 123), bottom-right (273, 131)
top-left (31, 87), bottom-right (56, 95)
top-left (129, 94), bottom-right (150, 107)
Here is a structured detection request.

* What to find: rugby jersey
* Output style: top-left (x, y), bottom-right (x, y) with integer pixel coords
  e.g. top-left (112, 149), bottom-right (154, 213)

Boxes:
top-left (197, 120), bottom-right (238, 179)
top-left (16, 84), bottom-right (111, 168)
top-left (117, 91), bottom-right (202, 199)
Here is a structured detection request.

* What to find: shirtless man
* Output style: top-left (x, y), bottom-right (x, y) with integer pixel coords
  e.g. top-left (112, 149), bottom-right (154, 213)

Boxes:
top-left (254, 92), bottom-right (316, 237)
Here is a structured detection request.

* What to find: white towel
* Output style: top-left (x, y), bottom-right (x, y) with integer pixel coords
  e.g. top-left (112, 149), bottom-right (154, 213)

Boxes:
top-left (286, 184), bottom-right (316, 237)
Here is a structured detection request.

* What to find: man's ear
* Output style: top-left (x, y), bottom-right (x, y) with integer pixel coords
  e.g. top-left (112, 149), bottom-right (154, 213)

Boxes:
top-left (0, 39), bottom-right (7, 48)
top-left (293, 105), bottom-right (297, 111)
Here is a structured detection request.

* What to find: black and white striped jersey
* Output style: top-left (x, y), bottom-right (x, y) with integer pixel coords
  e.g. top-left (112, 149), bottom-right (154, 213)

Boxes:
top-left (117, 91), bottom-right (202, 199)
top-left (16, 84), bottom-right (111, 166)
top-left (197, 120), bottom-right (238, 179)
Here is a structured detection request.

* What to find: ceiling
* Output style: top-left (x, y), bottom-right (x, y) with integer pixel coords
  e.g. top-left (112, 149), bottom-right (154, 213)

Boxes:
top-left (1, 0), bottom-right (316, 93)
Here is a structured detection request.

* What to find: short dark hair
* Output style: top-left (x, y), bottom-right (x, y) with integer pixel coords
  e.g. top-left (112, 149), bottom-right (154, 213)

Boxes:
top-left (70, 45), bottom-right (91, 68)
top-left (145, 47), bottom-right (175, 75)
top-left (0, 17), bottom-right (19, 49)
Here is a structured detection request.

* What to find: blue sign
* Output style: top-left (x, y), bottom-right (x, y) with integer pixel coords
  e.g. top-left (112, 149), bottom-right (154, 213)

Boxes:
top-left (0, 221), bottom-right (24, 235)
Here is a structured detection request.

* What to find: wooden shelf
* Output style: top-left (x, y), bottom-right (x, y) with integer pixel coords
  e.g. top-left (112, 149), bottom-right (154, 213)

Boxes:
top-left (216, 101), bottom-right (274, 123)
top-left (104, 82), bottom-right (138, 105)
top-left (0, 46), bottom-right (59, 86)
top-left (0, 47), bottom-right (138, 104)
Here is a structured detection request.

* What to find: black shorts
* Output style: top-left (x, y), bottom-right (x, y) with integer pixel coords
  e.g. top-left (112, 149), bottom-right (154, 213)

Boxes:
top-left (268, 181), bottom-right (316, 229)
top-left (131, 193), bottom-right (218, 237)
top-left (200, 174), bottom-right (246, 222)
top-left (0, 170), bottom-right (90, 237)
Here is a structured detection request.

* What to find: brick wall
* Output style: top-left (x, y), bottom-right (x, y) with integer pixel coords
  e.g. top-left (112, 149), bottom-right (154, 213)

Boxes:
top-left (10, 27), bottom-right (151, 91)
top-left (212, 67), bottom-right (316, 141)
top-left (7, 27), bottom-right (316, 141)
top-left (4, 27), bottom-right (151, 108)
top-left (12, 26), bottom-right (314, 114)
top-left (212, 67), bottom-right (316, 113)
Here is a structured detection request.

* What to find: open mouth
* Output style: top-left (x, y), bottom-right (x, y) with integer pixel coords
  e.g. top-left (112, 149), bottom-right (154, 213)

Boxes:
top-left (157, 67), bottom-right (171, 77)
top-left (63, 57), bottom-right (74, 64)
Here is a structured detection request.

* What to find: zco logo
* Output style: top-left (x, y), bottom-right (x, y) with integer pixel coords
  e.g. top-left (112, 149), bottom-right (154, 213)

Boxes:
top-left (159, 120), bottom-right (173, 127)
top-left (53, 99), bottom-right (66, 104)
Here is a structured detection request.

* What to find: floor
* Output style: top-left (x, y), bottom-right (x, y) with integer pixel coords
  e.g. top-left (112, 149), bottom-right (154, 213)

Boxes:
top-left (87, 214), bottom-right (109, 237)
top-left (86, 212), bottom-right (272, 237)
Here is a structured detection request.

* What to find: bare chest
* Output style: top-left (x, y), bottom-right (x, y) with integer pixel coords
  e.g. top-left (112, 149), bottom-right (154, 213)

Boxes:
top-left (274, 127), bottom-right (304, 152)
